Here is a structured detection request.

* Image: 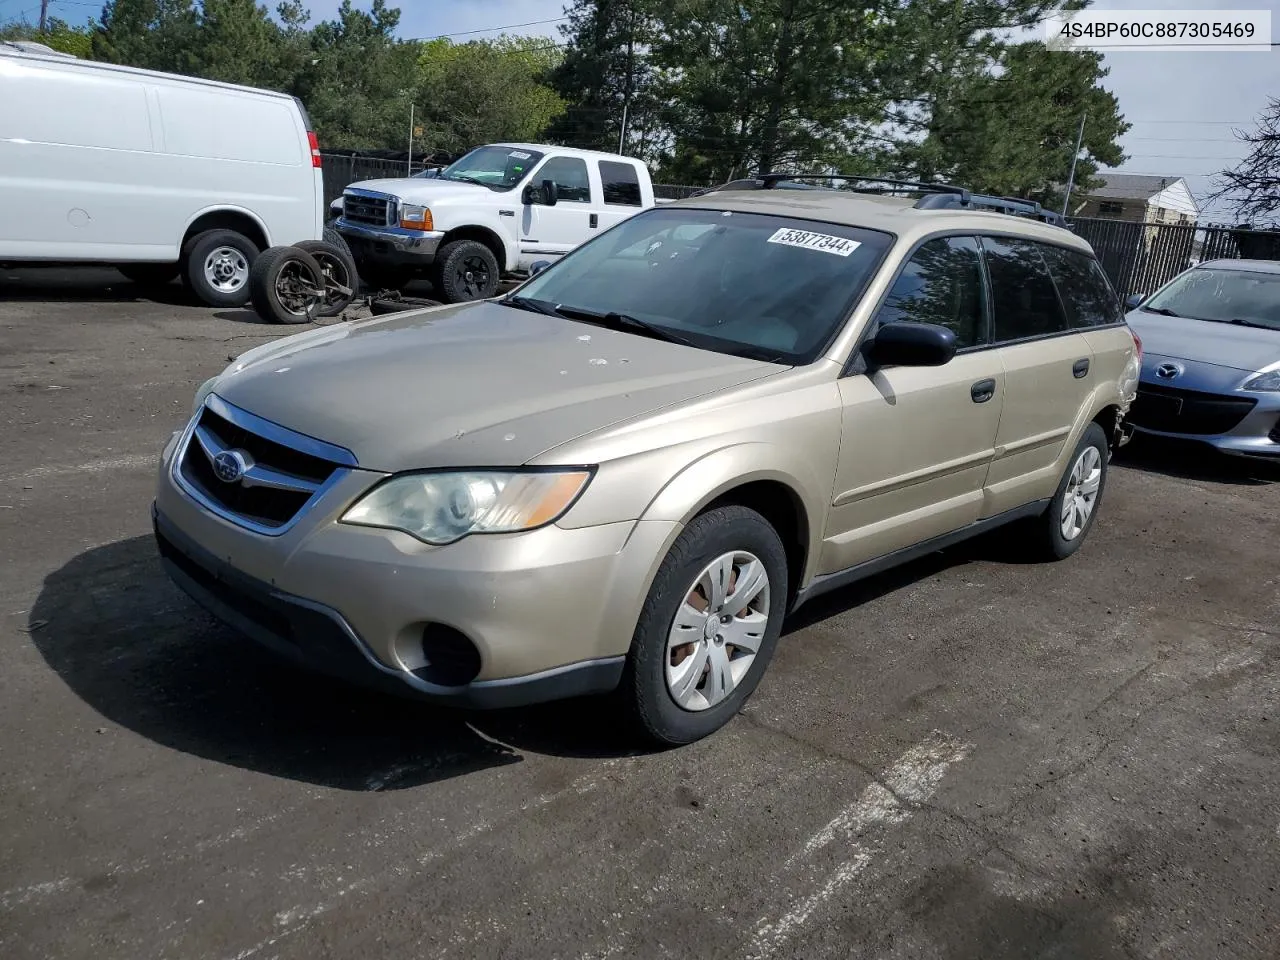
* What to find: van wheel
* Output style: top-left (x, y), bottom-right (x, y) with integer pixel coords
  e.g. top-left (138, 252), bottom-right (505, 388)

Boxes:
top-left (182, 229), bottom-right (260, 307)
top-left (248, 246), bottom-right (325, 325)
top-left (433, 240), bottom-right (499, 303)
top-left (1031, 422), bottom-right (1109, 560)
top-left (293, 240), bottom-right (358, 318)
top-left (621, 506), bottom-right (788, 746)
top-left (117, 263), bottom-right (179, 286)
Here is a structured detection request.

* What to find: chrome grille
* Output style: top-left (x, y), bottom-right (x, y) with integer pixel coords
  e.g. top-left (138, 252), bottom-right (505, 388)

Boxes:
top-left (342, 192), bottom-right (395, 227)
top-left (174, 396), bottom-right (356, 535)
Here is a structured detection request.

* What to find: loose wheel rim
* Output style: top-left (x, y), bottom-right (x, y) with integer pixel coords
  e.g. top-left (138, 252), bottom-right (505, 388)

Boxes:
top-left (310, 251), bottom-right (351, 309)
top-left (455, 254), bottom-right (491, 299)
top-left (203, 246), bottom-right (249, 293)
top-left (665, 550), bottom-right (770, 712)
top-left (1060, 446), bottom-right (1102, 541)
top-left (273, 259), bottom-right (320, 316)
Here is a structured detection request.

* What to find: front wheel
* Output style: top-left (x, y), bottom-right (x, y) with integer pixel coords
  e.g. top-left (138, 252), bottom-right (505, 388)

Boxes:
top-left (621, 505), bottom-right (788, 746)
top-left (1031, 422), bottom-right (1109, 560)
top-left (432, 239), bottom-right (499, 303)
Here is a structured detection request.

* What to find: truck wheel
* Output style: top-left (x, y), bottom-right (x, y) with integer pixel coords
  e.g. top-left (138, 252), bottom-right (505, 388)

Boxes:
top-left (181, 229), bottom-right (260, 307)
top-left (433, 240), bottom-right (499, 303)
top-left (293, 240), bottom-right (357, 318)
top-left (117, 263), bottom-right (180, 286)
top-left (357, 264), bottom-right (415, 293)
top-left (248, 245), bottom-right (326, 325)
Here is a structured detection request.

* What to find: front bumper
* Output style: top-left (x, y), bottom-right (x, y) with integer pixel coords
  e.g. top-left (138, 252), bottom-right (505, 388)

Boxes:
top-left (334, 216), bottom-right (444, 268)
top-left (153, 434), bottom-right (680, 706)
top-left (1128, 379), bottom-right (1280, 460)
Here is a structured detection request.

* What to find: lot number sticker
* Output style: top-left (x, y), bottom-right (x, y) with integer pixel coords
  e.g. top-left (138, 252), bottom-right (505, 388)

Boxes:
top-left (767, 227), bottom-right (861, 257)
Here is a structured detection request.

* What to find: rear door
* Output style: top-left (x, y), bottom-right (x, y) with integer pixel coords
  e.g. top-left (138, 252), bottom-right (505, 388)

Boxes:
top-left (980, 236), bottom-right (1096, 515)
top-left (596, 159), bottom-right (645, 232)
top-left (1038, 242), bottom-right (1135, 389)
top-left (519, 154), bottom-right (595, 259)
top-left (823, 235), bottom-right (1005, 573)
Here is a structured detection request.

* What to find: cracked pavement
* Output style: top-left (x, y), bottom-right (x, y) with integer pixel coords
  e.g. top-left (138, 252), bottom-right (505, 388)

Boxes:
top-left (2, 266), bottom-right (1279, 959)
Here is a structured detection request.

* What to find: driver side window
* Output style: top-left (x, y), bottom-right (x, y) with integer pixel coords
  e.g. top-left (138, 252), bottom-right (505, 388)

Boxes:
top-left (535, 156), bottom-right (591, 203)
top-left (875, 236), bottom-right (987, 349)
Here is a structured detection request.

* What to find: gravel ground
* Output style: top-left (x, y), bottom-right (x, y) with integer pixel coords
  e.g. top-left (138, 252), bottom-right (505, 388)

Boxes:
top-left (2, 266), bottom-right (1278, 960)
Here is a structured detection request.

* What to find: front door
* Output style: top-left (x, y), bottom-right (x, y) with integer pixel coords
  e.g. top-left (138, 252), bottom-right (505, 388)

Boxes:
top-left (822, 235), bottom-right (1005, 574)
top-left (520, 155), bottom-right (596, 266)
top-left (977, 236), bottom-right (1098, 515)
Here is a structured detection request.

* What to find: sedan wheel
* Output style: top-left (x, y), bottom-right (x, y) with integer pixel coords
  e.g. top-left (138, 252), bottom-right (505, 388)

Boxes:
top-left (1060, 446), bottom-right (1103, 541)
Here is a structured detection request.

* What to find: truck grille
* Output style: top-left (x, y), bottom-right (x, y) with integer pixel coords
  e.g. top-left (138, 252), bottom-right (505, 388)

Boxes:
top-left (176, 400), bottom-right (351, 533)
top-left (1129, 384), bottom-right (1257, 436)
top-left (343, 193), bottom-right (395, 227)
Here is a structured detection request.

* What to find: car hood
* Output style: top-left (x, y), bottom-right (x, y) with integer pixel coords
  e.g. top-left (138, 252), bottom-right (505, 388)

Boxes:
top-left (211, 302), bottom-right (781, 472)
top-left (1126, 309), bottom-right (1280, 372)
top-left (346, 177), bottom-right (501, 204)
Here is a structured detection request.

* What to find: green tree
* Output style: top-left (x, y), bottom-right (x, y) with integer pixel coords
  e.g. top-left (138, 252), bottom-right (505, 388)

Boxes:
top-left (92, 0), bottom-right (200, 75)
top-left (416, 36), bottom-right (566, 156)
top-left (0, 17), bottom-right (95, 58)
top-left (192, 0), bottom-right (287, 89)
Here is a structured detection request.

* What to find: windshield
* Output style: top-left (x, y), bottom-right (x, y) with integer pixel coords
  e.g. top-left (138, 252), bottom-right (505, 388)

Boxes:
top-left (511, 207), bottom-right (894, 363)
top-left (438, 145), bottom-right (543, 191)
top-left (1144, 266), bottom-right (1280, 330)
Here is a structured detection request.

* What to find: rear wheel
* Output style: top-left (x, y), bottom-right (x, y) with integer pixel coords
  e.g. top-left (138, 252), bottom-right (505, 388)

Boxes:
top-left (248, 246), bottom-right (325, 325)
top-left (117, 263), bottom-right (179, 286)
top-left (181, 229), bottom-right (259, 307)
top-left (1030, 422), bottom-right (1109, 560)
top-left (621, 505), bottom-right (787, 745)
top-left (433, 239), bottom-right (499, 303)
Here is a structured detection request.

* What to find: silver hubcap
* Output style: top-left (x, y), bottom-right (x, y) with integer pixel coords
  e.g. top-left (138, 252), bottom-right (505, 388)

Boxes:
top-left (665, 551), bottom-right (770, 712)
top-left (203, 246), bottom-right (248, 293)
top-left (1061, 446), bottom-right (1102, 541)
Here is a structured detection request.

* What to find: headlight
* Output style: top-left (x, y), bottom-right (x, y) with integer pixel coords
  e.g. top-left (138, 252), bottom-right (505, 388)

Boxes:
top-left (341, 469), bottom-right (592, 545)
top-left (192, 376), bottom-right (217, 414)
top-left (399, 203), bottom-right (433, 231)
top-left (1243, 369), bottom-right (1280, 392)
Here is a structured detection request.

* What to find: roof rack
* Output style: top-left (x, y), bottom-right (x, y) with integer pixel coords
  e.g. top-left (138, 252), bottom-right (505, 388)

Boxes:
top-left (703, 172), bottom-right (1068, 228)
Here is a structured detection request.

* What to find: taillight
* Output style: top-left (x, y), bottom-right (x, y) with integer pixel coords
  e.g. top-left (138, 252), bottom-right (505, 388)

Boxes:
top-left (307, 131), bottom-right (322, 168)
top-left (1129, 325), bottom-right (1143, 360)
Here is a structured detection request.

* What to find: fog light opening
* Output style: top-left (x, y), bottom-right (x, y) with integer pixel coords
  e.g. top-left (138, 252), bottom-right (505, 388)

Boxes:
top-left (412, 624), bottom-right (482, 687)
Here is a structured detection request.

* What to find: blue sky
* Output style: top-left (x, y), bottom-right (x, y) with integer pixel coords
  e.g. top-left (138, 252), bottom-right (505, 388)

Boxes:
top-left (19, 0), bottom-right (1280, 215)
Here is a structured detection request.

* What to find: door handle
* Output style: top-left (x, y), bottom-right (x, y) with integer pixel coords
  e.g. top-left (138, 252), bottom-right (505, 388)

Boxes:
top-left (1072, 358), bottom-right (1091, 379)
top-left (589, 213), bottom-right (599, 229)
top-left (970, 378), bottom-right (996, 404)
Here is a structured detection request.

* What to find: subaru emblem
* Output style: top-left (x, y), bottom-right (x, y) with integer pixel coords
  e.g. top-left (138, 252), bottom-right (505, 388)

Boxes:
top-left (212, 449), bottom-right (250, 484)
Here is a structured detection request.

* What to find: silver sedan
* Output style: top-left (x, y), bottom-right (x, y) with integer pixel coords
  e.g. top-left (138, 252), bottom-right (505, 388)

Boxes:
top-left (1124, 258), bottom-right (1280, 460)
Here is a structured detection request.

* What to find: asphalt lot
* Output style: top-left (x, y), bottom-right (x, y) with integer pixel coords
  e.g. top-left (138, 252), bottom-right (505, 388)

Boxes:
top-left (2, 265), bottom-right (1279, 960)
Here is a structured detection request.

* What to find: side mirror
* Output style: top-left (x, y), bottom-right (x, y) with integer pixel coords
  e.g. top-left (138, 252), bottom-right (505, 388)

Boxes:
top-left (1124, 293), bottom-right (1145, 310)
top-left (866, 321), bottom-right (957, 368)
top-left (541, 179), bottom-right (558, 206)
top-left (529, 260), bottom-right (552, 277)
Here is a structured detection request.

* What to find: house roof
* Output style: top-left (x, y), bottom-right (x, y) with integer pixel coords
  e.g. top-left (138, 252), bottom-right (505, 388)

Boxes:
top-left (1086, 174), bottom-right (1186, 200)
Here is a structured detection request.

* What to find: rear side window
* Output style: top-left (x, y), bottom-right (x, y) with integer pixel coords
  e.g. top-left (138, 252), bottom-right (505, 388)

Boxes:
top-left (875, 236), bottom-right (986, 348)
top-left (1038, 244), bottom-right (1124, 328)
top-left (980, 236), bottom-right (1070, 342)
top-left (537, 156), bottom-right (591, 202)
top-left (599, 160), bottom-right (642, 206)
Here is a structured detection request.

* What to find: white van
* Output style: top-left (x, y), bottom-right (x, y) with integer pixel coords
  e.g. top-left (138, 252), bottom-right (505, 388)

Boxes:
top-left (0, 41), bottom-right (324, 306)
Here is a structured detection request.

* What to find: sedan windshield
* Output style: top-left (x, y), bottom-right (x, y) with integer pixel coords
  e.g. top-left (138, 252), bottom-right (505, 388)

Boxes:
top-left (1144, 266), bottom-right (1280, 330)
top-left (510, 207), bottom-right (894, 363)
top-left (438, 145), bottom-right (543, 191)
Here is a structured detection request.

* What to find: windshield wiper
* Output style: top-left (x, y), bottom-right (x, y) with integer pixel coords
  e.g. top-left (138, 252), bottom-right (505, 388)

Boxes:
top-left (1142, 305), bottom-right (1183, 317)
top-left (442, 174), bottom-right (492, 188)
top-left (499, 295), bottom-right (564, 317)
top-left (1226, 317), bottom-right (1274, 329)
top-left (553, 304), bottom-right (700, 347)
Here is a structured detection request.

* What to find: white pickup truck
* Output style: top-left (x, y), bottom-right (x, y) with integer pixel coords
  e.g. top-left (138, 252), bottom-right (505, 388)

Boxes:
top-left (334, 143), bottom-right (657, 302)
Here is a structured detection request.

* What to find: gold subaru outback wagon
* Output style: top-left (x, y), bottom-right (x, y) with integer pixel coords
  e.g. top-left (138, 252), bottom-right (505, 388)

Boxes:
top-left (153, 179), bottom-right (1140, 745)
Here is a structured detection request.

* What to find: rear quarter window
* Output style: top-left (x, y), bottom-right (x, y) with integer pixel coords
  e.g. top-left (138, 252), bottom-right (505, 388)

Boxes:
top-left (156, 87), bottom-right (302, 165)
top-left (1038, 244), bottom-right (1124, 328)
top-left (980, 236), bottom-right (1070, 342)
top-left (599, 160), bottom-right (642, 206)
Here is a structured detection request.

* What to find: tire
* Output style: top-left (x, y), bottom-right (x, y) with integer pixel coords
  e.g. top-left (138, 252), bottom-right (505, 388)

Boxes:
top-left (322, 224), bottom-right (353, 260)
top-left (357, 263), bottom-right (415, 293)
top-left (370, 295), bottom-right (439, 316)
top-left (248, 245), bottom-right (325, 325)
top-left (621, 505), bottom-right (788, 746)
top-left (1031, 422), bottom-right (1110, 560)
top-left (432, 239), bottom-right (500, 303)
top-left (117, 262), bottom-right (180, 286)
top-left (293, 239), bottom-right (358, 318)
top-left (181, 229), bottom-right (260, 307)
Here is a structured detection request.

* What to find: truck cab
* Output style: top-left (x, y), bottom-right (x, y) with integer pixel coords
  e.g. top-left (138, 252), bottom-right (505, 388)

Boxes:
top-left (334, 143), bottom-right (656, 302)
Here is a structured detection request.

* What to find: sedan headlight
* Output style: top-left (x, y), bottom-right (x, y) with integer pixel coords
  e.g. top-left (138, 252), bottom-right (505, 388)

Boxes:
top-left (192, 376), bottom-right (217, 414)
top-left (1243, 369), bottom-right (1280, 391)
top-left (399, 203), bottom-right (433, 231)
top-left (341, 470), bottom-right (592, 545)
